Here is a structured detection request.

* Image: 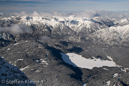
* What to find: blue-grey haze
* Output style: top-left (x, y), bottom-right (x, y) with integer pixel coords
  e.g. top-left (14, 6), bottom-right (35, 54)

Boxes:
top-left (0, 0), bottom-right (129, 13)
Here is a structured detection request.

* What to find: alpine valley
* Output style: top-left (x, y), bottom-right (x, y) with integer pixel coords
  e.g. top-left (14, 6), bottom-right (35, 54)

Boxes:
top-left (0, 11), bottom-right (129, 86)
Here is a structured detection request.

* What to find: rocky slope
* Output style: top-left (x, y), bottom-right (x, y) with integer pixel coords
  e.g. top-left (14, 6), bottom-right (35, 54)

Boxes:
top-left (0, 56), bottom-right (36, 86)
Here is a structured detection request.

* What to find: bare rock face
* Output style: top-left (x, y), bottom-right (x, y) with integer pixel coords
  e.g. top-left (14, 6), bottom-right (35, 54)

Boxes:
top-left (0, 32), bottom-right (15, 47)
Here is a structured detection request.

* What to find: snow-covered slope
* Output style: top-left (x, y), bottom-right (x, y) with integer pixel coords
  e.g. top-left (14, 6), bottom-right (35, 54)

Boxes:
top-left (89, 24), bottom-right (129, 45)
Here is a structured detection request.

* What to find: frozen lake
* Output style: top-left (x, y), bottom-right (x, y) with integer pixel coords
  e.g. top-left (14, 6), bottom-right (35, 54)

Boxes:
top-left (60, 53), bottom-right (119, 69)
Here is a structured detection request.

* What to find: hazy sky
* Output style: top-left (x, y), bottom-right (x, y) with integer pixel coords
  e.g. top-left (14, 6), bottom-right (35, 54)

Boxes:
top-left (0, 0), bottom-right (129, 13)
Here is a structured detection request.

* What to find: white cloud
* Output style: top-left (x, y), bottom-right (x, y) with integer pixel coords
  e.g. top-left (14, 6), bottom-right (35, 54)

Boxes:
top-left (0, 24), bottom-right (32, 34)
top-left (10, 11), bottom-right (129, 19)
top-left (0, 13), bottom-right (3, 16)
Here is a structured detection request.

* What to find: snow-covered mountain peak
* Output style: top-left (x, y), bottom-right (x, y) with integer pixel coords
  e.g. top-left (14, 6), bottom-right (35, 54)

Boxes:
top-left (17, 15), bottom-right (106, 33)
